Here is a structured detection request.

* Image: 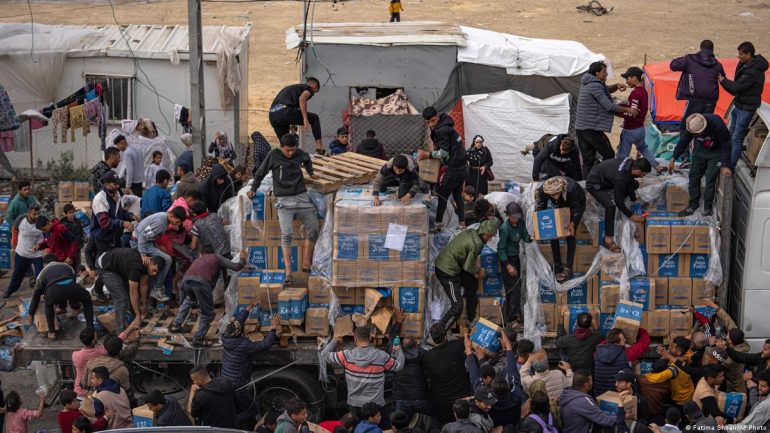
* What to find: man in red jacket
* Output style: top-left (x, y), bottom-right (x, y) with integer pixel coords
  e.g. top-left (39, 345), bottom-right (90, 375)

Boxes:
top-left (36, 215), bottom-right (79, 266)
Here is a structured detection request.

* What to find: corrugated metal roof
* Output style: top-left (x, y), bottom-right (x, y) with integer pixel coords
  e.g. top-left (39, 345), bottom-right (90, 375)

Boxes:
top-left (285, 21), bottom-right (466, 49)
top-left (0, 23), bottom-right (250, 60)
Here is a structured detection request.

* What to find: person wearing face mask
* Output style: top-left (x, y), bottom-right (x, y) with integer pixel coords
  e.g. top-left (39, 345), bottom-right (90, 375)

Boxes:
top-left (467, 135), bottom-right (493, 196)
top-left (520, 350), bottom-right (573, 401)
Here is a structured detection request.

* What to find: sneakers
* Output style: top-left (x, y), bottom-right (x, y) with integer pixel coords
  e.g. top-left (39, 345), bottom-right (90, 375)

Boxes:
top-left (678, 207), bottom-right (697, 217)
top-left (169, 324), bottom-right (183, 333)
top-left (150, 288), bottom-right (170, 302)
top-left (702, 207), bottom-right (713, 217)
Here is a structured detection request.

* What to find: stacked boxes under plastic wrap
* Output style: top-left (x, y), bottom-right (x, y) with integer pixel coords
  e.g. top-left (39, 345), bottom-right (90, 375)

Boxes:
top-left (241, 192), bottom-right (324, 272)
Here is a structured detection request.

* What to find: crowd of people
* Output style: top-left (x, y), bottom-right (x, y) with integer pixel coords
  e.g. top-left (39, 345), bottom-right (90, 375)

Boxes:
top-left (0, 37), bottom-right (766, 433)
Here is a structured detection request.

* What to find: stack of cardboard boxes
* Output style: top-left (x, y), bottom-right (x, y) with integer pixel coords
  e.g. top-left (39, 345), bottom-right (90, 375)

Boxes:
top-left (56, 181), bottom-right (92, 218)
top-left (241, 192), bottom-right (324, 275)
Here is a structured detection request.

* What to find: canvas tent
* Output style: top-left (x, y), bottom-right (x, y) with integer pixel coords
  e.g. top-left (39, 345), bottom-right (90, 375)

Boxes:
top-left (644, 58), bottom-right (770, 125)
top-left (287, 22), bottom-right (608, 180)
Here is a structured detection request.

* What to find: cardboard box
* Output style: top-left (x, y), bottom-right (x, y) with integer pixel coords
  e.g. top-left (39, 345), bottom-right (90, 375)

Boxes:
top-left (305, 307), bottom-right (329, 336)
top-left (717, 391), bottom-right (747, 420)
top-left (400, 313), bottom-right (424, 338)
top-left (479, 274), bottom-right (503, 296)
top-left (575, 220), bottom-right (593, 243)
top-left (0, 196), bottom-right (9, 214)
top-left (538, 243), bottom-right (566, 266)
top-left (691, 279), bottom-right (715, 302)
top-left (307, 275), bottom-right (330, 305)
top-left (648, 254), bottom-right (684, 277)
top-left (58, 181), bottom-right (74, 202)
top-left (355, 260), bottom-right (380, 286)
top-left (542, 303), bottom-right (557, 332)
top-left (558, 275), bottom-right (594, 305)
top-left (400, 233), bottom-right (426, 262)
top-left (646, 220), bottom-right (671, 254)
top-left (378, 261), bottom-right (403, 286)
top-left (259, 270), bottom-right (285, 308)
top-left (394, 286), bottom-right (425, 314)
top-left (333, 287), bottom-right (357, 305)
top-left (132, 404), bottom-right (155, 428)
top-left (600, 253), bottom-right (626, 282)
top-left (73, 182), bottom-right (91, 201)
top-left (600, 282), bottom-right (620, 313)
top-left (645, 310), bottom-right (670, 337)
top-left (479, 297), bottom-right (505, 324)
top-left (654, 278), bottom-right (669, 306)
top-left (332, 261), bottom-right (357, 286)
top-left (334, 206), bottom-right (358, 231)
top-left (370, 306), bottom-right (394, 334)
top-left (597, 391), bottom-right (638, 420)
top-left (599, 312), bottom-right (616, 337)
top-left (364, 234), bottom-right (393, 261)
top-left (278, 288), bottom-right (308, 325)
top-left (237, 270), bottom-right (263, 307)
top-left (402, 261), bottom-right (426, 282)
top-left (357, 207), bottom-right (381, 233)
top-left (614, 300), bottom-right (643, 343)
top-left (418, 158), bottom-right (441, 183)
top-left (539, 283), bottom-right (557, 304)
top-left (670, 221), bottom-right (695, 254)
top-left (692, 224), bottom-right (712, 255)
top-left (247, 246), bottom-right (269, 269)
top-left (633, 220), bottom-right (645, 245)
top-left (668, 278), bottom-right (692, 307)
top-left (666, 183), bottom-right (689, 212)
top-left (243, 192), bottom-right (266, 221)
top-left (629, 277), bottom-right (655, 311)
top-left (333, 315), bottom-right (355, 337)
top-left (470, 318), bottom-right (502, 352)
top-left (685, 254), bottom-right (709, 278)
top-left (574, 244), bottom-right (599, 273)
top-left (363, 288), bottom-right (386, 317)
top-left (531, 208), bottom-right (571, 240)
top-left (274, 246), bottom-right (301, 273)
top-left (668, 308), bottom-right (693, 336)
top-left (479, 246), bottom-right (500, 276)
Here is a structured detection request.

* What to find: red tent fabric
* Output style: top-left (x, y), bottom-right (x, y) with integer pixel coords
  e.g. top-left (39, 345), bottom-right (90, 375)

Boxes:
top-left (644, 58), bottom-right (770, 123)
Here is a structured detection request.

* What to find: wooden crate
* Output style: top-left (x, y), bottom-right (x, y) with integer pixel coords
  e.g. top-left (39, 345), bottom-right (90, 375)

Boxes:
top-left (304, 153), bottom-right (384, 193)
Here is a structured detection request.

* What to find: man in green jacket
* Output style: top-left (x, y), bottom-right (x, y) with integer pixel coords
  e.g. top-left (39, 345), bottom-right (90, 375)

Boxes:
top-left (497, 202), bottom-right (532, 322)
top-left (6, 180), bottom-right (39, 225)
top-left (435, 219), bottom-right (498, 331)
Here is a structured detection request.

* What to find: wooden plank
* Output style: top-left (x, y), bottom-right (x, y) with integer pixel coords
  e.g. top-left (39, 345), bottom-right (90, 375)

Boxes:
top-left (336, 156), bottom-right (384, 170)
top-left (340, 153), bottom-right (388, 167)
top-left (313, 158), bottom-right (371, 176)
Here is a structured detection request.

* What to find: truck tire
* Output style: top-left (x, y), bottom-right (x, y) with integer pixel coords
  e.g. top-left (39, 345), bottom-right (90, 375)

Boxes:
top-left (253, 367), bottom-right (326, 421)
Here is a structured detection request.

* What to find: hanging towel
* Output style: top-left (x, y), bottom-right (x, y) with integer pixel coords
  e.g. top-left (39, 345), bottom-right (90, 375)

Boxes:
top-left (52, 107), bottom-right (69, 144)
top-left (85, 99), bottom-right (101, 124)
top-left (14, 124), bottom-right (30, 152)
top-left (86, 89), bottom-right (97, 101)
top-left (70, 104), bottom-right (89, 137)
top-left (0, 83), bottom-right (20, 132)
top-left (0, 131), bottom-right (14, 152)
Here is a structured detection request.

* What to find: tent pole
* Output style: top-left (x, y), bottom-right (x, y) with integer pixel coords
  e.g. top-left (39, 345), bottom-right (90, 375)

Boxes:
top-left (29, 122), bottom-right (33, 180)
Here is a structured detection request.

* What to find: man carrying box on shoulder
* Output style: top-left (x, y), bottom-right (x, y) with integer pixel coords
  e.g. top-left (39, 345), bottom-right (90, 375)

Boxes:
top-left (535, 176), bottom-right (586, 282)
top-left (585, 157), bottom-right (650, 253)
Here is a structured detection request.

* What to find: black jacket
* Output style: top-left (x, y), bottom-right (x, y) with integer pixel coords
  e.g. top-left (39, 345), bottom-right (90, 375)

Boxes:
top-left (251, 147), bottom-right (314, 197)
top-left (357, 138), bottom-right (386, 159)
top-left (535, 177), bottom-right (586, 226)
top-left (586, 157), bottom-right (639, 218)
top-left (555, 325), bottom-right (602, 374)
top-left (532, 134), bottom-right (582, 181)
top-left (727, 346), bottom-right (770, 376)
top-left (721, 54), bottom-right (769, 111)
top-left (222, 309), bottom-right (277, 387)
top-left (431, 113), bottom-right (467, 170)
top-left (674, 114), bottom-right (731, 168)
top-left (198, 164), bottom-right (234, 213)
top-left (423, 339), bottom-right (472, 402)
top-left (440, 419), bottom-right (484, 433)
top-left (392, 345), bottom-right (429, 400)
top-left (190, 379), bottom-right (237, 428)
top-left (156, 398), bottom-right (192, 427)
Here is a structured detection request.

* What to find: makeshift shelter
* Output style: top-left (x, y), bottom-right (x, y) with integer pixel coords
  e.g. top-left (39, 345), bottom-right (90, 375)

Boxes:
top-left (644, 58), bottom-right (770, 125)
top-left (287, 22), bottom-right (608, 180)
top-left (0, 23), bottom-right (250, 172)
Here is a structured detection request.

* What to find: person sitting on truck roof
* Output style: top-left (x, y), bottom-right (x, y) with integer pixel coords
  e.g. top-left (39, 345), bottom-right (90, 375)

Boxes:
top-left (27, 254), bottom-right (93, 340)
top-left (535, 176), bottom-right (586, 282)
top-left (670, 113), bottom-right (732, 217)
top-left (221, 300), bottom-right (279, 430)
top-left (169, 246), bottom-right (247, 348)
top-left (143, 389), bottom-right (192, 427)
top-left (556, 310), bottom-right (601, 374)
top-left (372, 154), bottom-right (427, 207)
top-left (585, 157), bottom-right (650, 253)
top-left (323, 325), bottom-right (405, 429)
top-left (593, 327), bottom-right (651, 397)
top-left (190, 365), bottom-right (237, 428)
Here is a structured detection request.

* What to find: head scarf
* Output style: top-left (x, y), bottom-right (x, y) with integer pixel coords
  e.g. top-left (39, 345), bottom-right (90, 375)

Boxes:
top-left (478, 219), bottom-right (498, 236)
top-left (542, 176), bottom-right (567, 199)
top-left (471, 135), bottom-right (485, 148)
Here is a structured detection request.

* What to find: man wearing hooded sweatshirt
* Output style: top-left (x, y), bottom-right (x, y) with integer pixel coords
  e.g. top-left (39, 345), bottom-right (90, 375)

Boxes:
top-left (575, 61), bottom-right (640, 178)
top-left (198, 163), bottom-right (234, 213)
top-left (556, 310), bottom-right (601, 373)
top-left (174, 163), bottom-right (200, 200)
top-left (275, 398), bottom-right (310, 433)
top-left (531, 134), bottom-right (582, 181)
top-left (719, 41), bottom-right (769, 167)
top-left (417, 106), bottom-right (468, 228)
top-left (441, 399), bottom-right (484, 433)
top-left (144, 389), bottom-right (192, 427)
top-left (90, 366), bottom-right (133, 429)
top-left (357, 130), bottom-right (386, 160)
top-left (372, 154), bottom-right (427, 207)
top-left (190, 365), bottom-right (237, 428)
top-left (5, 180), bottom-right (39, 226)
top-left (220, 301), bottom-right (278, 428)
top-left (593, 327), bottom-right (651, 396)
top-left (671, 40), bottom-right (725, 142)
top-left (559, 370), bottom-right (616, 433)
top-left (36, 215), bottom-right (79, 265)
top-left (190, 200), bottom-right (230, 257)
top-left (323, 325), bottom-right (404, 427)
top-left (424, 325), bottom-right (472, 424)
top-left (435, 219), bottom-right (498, 331)
top-left (741, 369), bottom-right (770, 428)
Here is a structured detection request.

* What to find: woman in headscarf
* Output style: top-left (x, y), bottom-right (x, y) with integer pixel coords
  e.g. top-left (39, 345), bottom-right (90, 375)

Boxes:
top-left (198, 163), bottom-right (235, 213)
top-left (208, 130), bottom-right (238, 163)
top-left (535, 176), bottom-right (586, 282)
top-left (467, 135), bottom-right (494, 196)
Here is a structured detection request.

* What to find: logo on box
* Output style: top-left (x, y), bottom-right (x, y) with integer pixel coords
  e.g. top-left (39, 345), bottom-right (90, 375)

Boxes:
top-left (337, 234), bottom-right (359, 260)
top-left (368, 234), bottom-right (389, 261)
top-left (398, 287), bottom-right (420, 313)
top-left (248, 247), bottom-right (268, 269)
top-left (400, 234), bottom-right (421, 261)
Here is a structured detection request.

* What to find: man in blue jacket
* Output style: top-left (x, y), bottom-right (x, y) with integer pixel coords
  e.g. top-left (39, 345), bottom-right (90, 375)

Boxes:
top-left (559, 370), bottom-right (616, 433)
top-left (670, 40), bottom-right (725, 143)
top-left (222, 302), bottom-right (279, 429)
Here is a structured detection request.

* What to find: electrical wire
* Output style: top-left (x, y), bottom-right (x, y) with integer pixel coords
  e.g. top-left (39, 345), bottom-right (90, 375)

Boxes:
top-left (26, 0), bottom-right (34, 63)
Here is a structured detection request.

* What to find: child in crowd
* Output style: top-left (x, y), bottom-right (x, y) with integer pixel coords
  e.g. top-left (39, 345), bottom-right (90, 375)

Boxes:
top-left (462, 185), bottom-right (477, 226)
top-left (231, 164), bottom-right (251, 193)
top-left (141, 169), bottom-right (173, 218)
top-left (357, 130), bottom-right (386, 160)
top-left (145, 150), bottom-right (165, 188)
top-left (329, 127), bottom-right (350, 155)
top-left (57, 389), bottom-right (107, 433)
top-left (3, 390), bottom-right (44, 433)
top-left (353, 403), bottom-right (383, 433)
top-left (61, 203), bottom-right (86, 275)
top-left (497, 202), bottom-right (531, 322)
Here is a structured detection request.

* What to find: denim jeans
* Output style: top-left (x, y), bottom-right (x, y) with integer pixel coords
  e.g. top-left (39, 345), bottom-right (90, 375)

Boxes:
top-left (395, 400), bottom-right (432, 423)
top-left (617, 127), bottom-right (658, 167)
top-left (132, 239), bottom-right (172, 290)
top-left (730, 106), bottom-right (755, 168)
top-left (100, 271), bottom-right (130, 332)
top-left (4, 255), bottom-right (43, 297)
top-left (173, 279), bottom-right (213, 339)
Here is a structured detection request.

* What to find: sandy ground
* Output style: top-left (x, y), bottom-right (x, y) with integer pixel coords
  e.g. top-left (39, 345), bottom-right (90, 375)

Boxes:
top-left (2, 0), bottom-right (770, 143)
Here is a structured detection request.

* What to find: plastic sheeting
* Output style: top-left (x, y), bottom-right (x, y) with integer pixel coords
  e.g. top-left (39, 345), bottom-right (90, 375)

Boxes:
top-left (107, 128), bottom-right (178, 181)
top-left (458, 26), bottom-right (611, 78)
top-left (461, 90), bottom-right (571, 183)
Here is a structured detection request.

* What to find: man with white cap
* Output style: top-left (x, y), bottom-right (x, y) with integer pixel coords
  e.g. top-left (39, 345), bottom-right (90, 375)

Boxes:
top-left (535, 176), bottom-right (586, 282)
top-left (669, 113), bottom-right (732, 217)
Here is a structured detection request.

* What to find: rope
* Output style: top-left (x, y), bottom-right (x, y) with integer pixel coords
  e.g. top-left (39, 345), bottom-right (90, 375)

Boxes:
top-left (576, 0), bottom-right (613, 16)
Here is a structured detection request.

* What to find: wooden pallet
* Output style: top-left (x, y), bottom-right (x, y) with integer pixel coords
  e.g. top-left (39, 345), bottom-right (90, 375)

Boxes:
top-left (304, 153), bottom-right (385, 193)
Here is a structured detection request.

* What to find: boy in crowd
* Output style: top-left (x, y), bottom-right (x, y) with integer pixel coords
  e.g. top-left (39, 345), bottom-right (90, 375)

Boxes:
top-left (141, 169), bottom-right (173, 218)
top-left (132, 207), bottom-right (187, 302)
top-left (357, 130), bottom-right (386, 160)
top-left (372, 154), bottom-right (426, 207)
top-left (497, 202), bottom-right (531, 322)
top-left (329, 127), bottom-right (350, 155)
top-left (615, 67), bottom-right (665, 173)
